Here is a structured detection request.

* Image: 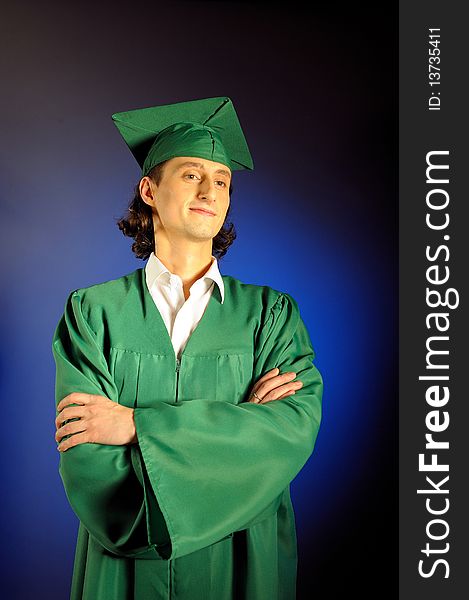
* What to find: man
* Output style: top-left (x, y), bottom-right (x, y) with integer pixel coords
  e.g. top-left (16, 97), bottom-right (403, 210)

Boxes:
top-left (52, 96), bottom-right (323, 600)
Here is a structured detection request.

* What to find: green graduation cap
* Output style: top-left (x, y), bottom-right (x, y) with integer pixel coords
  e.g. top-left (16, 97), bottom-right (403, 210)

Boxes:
top-left (111, 96), bottom-right (254, 177)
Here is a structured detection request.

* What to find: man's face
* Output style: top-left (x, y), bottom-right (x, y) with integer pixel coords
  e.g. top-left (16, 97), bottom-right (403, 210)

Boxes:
top-left (142, 156), bottom-right (232, 245)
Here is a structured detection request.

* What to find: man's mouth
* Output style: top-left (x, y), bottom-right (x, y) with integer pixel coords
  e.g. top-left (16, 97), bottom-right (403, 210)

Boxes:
top-left (189, 208), bottom-right (216, 216)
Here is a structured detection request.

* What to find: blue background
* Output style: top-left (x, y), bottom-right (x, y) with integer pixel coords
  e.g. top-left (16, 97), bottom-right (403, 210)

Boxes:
top-left (0, 1), bottom-right (396, 598)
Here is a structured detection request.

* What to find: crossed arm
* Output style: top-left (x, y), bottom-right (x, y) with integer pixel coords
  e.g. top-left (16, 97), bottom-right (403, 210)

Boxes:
top-left (52, 289), bottom-right (322, 558)
top-left (54, 368), bottom-right (304, 451)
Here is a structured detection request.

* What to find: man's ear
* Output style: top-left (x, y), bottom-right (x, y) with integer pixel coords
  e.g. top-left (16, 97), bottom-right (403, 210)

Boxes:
top-left (139, 176), bottom-right (157, 208)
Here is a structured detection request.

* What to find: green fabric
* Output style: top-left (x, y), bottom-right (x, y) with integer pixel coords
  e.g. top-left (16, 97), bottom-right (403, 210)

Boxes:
top-left (111, 96), bottom-right (255, 176)
top-left (52, 268), bottom-right (323, 600)
top-left (142, 122), bottom-right (230, 177)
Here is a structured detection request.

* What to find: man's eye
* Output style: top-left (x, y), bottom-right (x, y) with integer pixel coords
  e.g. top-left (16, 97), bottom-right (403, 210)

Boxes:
top-left (184, 174), bottom-right (227, 187)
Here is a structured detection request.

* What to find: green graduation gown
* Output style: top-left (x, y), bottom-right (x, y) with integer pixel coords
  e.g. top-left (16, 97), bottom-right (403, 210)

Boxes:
top-left (52, 267), bottom-right (323, 600)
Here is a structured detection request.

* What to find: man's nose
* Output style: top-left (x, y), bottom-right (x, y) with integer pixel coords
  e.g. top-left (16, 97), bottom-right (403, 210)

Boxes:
top-left (198, 178), bottom-right (217, 202)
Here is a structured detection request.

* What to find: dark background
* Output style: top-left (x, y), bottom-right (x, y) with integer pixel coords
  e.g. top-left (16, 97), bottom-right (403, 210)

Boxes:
top-left (0, 1), bottom-right (397, 598)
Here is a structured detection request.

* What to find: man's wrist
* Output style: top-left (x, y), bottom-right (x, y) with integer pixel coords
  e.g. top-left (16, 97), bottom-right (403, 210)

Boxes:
top-left (129, 408), bottom-right (138, 444)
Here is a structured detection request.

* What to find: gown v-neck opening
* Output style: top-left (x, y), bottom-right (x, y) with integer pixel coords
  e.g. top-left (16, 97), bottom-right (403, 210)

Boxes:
top-left (138, 267), bottom-right (223, 361)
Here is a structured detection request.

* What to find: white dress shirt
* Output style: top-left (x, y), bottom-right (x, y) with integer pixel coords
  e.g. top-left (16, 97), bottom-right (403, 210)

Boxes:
top-left (145, 251), bottom-right (225, 359)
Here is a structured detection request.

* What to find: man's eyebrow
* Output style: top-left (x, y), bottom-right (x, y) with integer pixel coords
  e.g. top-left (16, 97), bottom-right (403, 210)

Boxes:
top-left (176, 161), bottom-right (231, 178)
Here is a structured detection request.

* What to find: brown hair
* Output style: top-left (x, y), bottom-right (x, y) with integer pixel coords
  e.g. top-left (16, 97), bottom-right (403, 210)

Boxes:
top-left (115, 160), bottom-right (236, 260)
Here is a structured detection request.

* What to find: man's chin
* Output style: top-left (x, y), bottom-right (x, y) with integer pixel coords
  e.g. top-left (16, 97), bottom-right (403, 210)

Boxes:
top-left (185, 230), bottom-right (217, 243)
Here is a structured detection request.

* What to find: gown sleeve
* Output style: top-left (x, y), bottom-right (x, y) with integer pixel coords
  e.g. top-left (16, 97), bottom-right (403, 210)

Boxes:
top-left (133, 291), bottom-right (324, 559)
top-left (52, 291), bottom-right (171, 559)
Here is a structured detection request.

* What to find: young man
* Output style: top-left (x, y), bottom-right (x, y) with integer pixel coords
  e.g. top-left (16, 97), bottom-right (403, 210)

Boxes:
top-left (52, 96), bottom-right (323, 600)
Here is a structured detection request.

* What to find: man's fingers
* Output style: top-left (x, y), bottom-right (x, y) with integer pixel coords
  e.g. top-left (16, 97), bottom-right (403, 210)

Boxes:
top-left (57, 392), bottom-right (91, 413)
top-left (254, 371), bottom-right (298, 397)
top-left (249, 373), bottom-right (303, 404)
top-left (251, 368), bottom-right (295, 395)
top-left (251, 368), bottom-right (279, 393)
top-left (250, 370), bottom-right (295, 400)
top-left (258, 380), bottom-right (303, 404)
top-left (56, 420), bottom-right (87, 443)
top-left (274, 389), bottom-right (298, 401)
top-left (55, 406), bottom-right (86, 430)
top-left (57, 431), bottom-right (89, 452)
top-left (260, 388), bottom-right (297, 404)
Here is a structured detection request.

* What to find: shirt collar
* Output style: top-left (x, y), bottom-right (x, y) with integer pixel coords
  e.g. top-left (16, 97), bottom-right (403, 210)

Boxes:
top-left (145, 251), bottom-right (225, 304)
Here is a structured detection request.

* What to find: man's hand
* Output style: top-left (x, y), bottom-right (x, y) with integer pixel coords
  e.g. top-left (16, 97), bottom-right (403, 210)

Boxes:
top-left (55, 392), bottom-right (138, 452)
top-left (248, 367), bottom-right (303, 404)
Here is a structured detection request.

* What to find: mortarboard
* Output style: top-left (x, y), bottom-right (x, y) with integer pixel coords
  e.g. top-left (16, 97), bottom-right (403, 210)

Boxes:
top-left (111, 96), bottom-right (254, 177)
